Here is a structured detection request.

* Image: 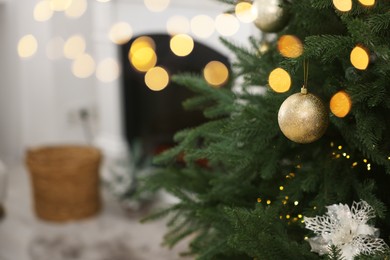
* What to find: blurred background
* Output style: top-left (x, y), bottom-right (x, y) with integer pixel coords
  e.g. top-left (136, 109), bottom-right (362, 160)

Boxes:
top-left (0, 0), bottom-right (258, 259)
top-left (0, 0), bottom-right (257, 165)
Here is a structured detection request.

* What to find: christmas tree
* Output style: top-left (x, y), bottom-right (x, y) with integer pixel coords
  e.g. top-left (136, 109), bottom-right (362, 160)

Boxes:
top-left (141, 0), bottom-right (390, 259)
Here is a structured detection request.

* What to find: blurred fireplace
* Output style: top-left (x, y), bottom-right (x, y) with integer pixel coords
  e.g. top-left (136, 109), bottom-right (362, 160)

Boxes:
top-left (120, 33), bottom-right (230, 158)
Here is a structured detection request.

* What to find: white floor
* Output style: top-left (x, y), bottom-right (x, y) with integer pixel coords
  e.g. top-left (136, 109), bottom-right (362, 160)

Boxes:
top-left (0, 165), bottom-right (191, 260)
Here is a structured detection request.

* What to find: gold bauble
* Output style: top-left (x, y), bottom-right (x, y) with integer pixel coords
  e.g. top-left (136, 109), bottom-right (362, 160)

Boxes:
top-left (252, 0), bottom-right (289, 33)
top-left (278, 88), bottom-right (329, 143)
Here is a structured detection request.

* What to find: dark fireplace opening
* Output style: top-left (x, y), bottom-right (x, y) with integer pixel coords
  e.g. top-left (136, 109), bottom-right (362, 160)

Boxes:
top-left (120, 33), bottom-right (230, 162)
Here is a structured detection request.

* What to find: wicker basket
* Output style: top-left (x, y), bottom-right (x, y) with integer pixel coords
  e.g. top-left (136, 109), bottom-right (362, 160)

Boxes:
top-left (26, 145), bottom-right (102, 222)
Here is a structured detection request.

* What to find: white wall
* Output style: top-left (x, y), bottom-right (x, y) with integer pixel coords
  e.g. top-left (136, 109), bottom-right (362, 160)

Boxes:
top-left (0, 0), bottom-right (257, 165)
top-left (0, 0), bottom-right (97, 166)
top-left (0, 1), bottom-right (23, 165)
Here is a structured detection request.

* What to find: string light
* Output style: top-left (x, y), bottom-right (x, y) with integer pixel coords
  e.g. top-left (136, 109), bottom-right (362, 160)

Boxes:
top-left (277, 35), bottom-right (303, 58)
top-left (257, 198), bottom-right (262, 203)
top-left (72, 53), bottom-right (95, 78)
top-left (235, 2), bottom-right (256, 23)
top-left (129, 38), bottom-right (157, 72)
top-left (144, 0), bottom-right (170, 12)
top-left (96, 58), bottom-right (120, 83)
top-left (191, 15), bottom-right (215, 38)
top-left (144, 66), bottom-right (169, 91)
top-left (279, 186), bottom-right (284, 191)
top-left (65, 0), bottom-right (87, 18)
top-left (64, 35), bottom-right (86, 59)
top-left (332, 0), bottom-right (352, 12)
top-left (330, 90), bottom-right (352, 118)
top-left (170, 34), bottom-right (194, 57)
top-left (215, 13), bottom-right (240, 36)
top-left (109, 22), bottom-right (133, 45)
top-left (358, 0), bottom-right (375, 7)
top-left (18, 34), bottom-right (38, 58)
top-left (203, 61), bottom-right (229, 87)
top-left (294, 201), bottom-right (299, 206)
top-left (350, 45), bottom-right (370, 70)
top-left (50, 0), bottom-right (72, 12)
top-left (166, 15), bottom-right (190, 35)
top-left (268, 67), bottom-right (291, 93)
top-left (266, 200), bottom-right (271, 205)
top-left (34, 1), bottom-right (53, 22)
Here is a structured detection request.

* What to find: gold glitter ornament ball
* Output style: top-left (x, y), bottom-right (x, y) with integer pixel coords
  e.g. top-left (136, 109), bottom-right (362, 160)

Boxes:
top-left (278, 89), bottom-right (329, 143)
top-left (252, 0), bottom-right (289, 33)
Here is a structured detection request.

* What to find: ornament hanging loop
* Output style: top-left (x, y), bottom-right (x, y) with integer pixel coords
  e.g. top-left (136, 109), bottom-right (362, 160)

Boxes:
top-left (302, 59), bottom-right (309, 95)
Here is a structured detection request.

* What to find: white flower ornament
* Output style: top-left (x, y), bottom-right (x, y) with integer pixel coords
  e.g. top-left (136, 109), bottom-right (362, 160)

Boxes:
top-left (304, 200), bottom-right (388, 260)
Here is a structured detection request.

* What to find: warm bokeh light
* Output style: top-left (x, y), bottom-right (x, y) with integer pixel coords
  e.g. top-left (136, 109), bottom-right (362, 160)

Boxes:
top-left (145, 66), bottom-right (169, 91)
top-left (277, 35), bottom-right (303, 58)
top-left (268, 68), bottom-right (291, 93)
top-left (259, 41), bottom-right (270, 54)
top-left (65, 0), bottom-right (87, 18)
top-left (350, 45), bottom-right (369, 70)
top-left (358, 0), bottom-right (375, 6)
top-left (166, 15), bottom-right (190, 35)
top-left (203, 61), bottom-right (229, 87)
top-left (50, 0), bottom-right (72, 11)
top-left (129, 36), bottom-right (155, 57)
top-left (72, 53), bottom-right (96, 78)
top-left (170, 34), bottom-right (194, 57)
top-left (34, 1), bottom-right (53, 22)
top-left (130, 48), bottom-right (157, 72)
top-left (109, 22), bottom-right (133, 45)
top-left (46, 37), bottom-right (65, 60)
top-left (235, 2), bottom-right (256, 23)
top-left (330, 90), bottom-right (352, 118)
top-left (144, 0), bottom-right (170, 12)
top-left (64, 35), bottom-right (86, 59)
top-left (215, 14), bottom-right (240, 36)
top-left (129, 36), bottom-right (157, 72)
top-left (18, 34), bottom-right (38, 58)
top-left (96, 58), bottom-right (120, 83)
top-left (332, 0), bottom-right (352, 12)
top-left (191, 15), bottom-right (215, 39)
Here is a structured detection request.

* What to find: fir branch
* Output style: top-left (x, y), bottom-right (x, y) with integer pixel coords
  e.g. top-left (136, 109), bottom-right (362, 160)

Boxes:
top-left (368, 13), bottom-right (390, 33)
top-left (353, 179), bottom-right (386, 219)
top-left (325, 245), bottom-right (345, 260)
top-left (304, 35), bottom-right (353, 63)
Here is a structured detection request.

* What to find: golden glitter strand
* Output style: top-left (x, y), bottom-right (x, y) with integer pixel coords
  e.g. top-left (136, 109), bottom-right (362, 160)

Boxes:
top-left (302, 59), bottom-right (309, 94)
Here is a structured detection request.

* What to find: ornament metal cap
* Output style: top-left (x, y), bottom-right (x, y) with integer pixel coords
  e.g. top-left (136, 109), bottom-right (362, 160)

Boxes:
top-left (301, 86), bottom-right (308, 94)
